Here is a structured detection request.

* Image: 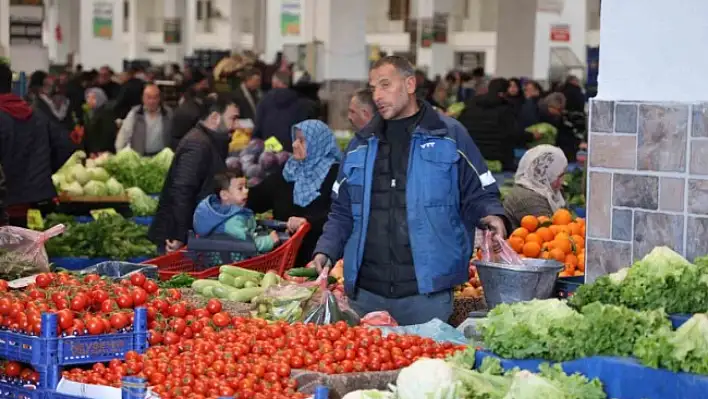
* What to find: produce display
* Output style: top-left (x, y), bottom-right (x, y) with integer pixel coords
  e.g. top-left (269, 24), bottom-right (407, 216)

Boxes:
top-left (226, 138), bottom-right (291, 187)
top-left (569, 247), bottom-right (708, 314)
top-left (454, 262), bottom-right (483, 300)
top-left (525, 123), bottom-right (558, 147)
top-left (53, 151), bottom-right (126, 197)
top-left (563, 168), bottom-right (586, 208)
top-left (43, 213), bottom-right (156, 260)
top-left (506, 209), bottom-right (585, 277)
top-left (102, 148), bottom-right (174, 194)
top-left (191, 266), bottom-right (279, 302)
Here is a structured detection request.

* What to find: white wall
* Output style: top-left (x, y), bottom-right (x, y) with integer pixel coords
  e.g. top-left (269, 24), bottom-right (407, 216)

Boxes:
top-left (598, 0), bottom-right (708, 102)
top-left (533, 0), bottom-right (587, 80)
top-left (79, 0), bottom-right (125, 71)
top-left (0, 0), bottom-right (10, 57)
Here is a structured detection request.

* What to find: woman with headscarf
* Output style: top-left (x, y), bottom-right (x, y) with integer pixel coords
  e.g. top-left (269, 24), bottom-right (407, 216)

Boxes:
top-left (502, 145), bottom-right (568, 229)
top-left (506, 77), bottom-right (524, 116)
top-left (83, 87), bottom-right (117, 154)
top-left (247, 119), bottom-right (342, 267)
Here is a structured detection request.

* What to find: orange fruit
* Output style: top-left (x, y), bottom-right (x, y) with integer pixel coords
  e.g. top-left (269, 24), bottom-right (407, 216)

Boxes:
top-left (522, 241), bottom-right (541, 258)
top-left (536, 227), bottom-right (554, 243)
top-left (571, 235), bottom-right (585, 250)
top-left (541, 251), bottom-right (551, 259)
top-left (554, 237), bottom-right (573, 254)
top-left (520, 215), bottom-right (539, 233)
top-left (542, 241), bottom-right (554, 252)
top-left (508, 236), bottom-right (524, 253)
top-left (556, 226), bottom-right (572, 236)
top-left (577, 253), bottom-right (585, 271)
top-left (559, 271), bottom-right (573, 277)
top-left (565, 262), bottom-right (577, 273)
top-left (574, 270), bottom-right (585, 276)
top-left (511, 227), bottom-right (529, 240)
top-left (565, 254), bottom-right (579, 268)
top-left (549, 248), bottom-right (566, 262)
top-left (568, 223), bottom-right (582, 236)
top-left (537, 215), bottom-right (552, 226)
top-left (552, 209), bottom-right (573, 226)
top-left (576, 217), bottom-right (585, 226)
top-left (549, 225), bottom-right (561, 235)
top-left (580, 225), bottom-right (586, 237)
top-left (525, 233), bottom-right (543, 245)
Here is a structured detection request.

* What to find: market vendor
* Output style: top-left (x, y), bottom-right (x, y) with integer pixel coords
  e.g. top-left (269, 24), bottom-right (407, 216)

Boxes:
top-left (502, 145), bottom-right (568, 229)
top-left (311, 56), bottom-right (509, 326)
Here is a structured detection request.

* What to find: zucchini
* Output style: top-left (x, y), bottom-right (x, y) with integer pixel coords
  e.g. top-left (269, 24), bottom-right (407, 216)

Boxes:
top-left (220, 265), bottom-right (264, 281)
top-left (287, 267), bottom-right (318, 279)
top-left (191, 279), bottom-right (220, 294)
top-left (261, 272), bottom-right (279, 288)
top-left (231, 276), bottom-right (248, 288)
top-left (218, 273), bottom-right (235, 287)
top-left (228, 287), bottom-right (265, 302)
top-left (244, 280), bottom-right (259, 288)
top-left (202, 286), bottom-right (215, 298)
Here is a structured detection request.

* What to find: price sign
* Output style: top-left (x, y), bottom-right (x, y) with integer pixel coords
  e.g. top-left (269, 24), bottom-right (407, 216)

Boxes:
top-left (27, 209), bottom-right (44, 230)
top-left (264, 137), bottom-right (284, 153)
top-left (90, 208), bottom-right (119, 220)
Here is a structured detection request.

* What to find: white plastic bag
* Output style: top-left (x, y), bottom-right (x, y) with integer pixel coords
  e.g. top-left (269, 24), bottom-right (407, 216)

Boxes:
top-left (0, 224), bottom-right (65, 279)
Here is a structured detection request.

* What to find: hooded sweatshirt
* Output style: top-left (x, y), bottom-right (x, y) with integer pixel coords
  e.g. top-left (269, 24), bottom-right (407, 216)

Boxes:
top-left (252, 88), bottom-right (315, 152)
top-left (193, 195), bottom-right (276, 252)
top-left (0, 94), bottom-right (33, 120)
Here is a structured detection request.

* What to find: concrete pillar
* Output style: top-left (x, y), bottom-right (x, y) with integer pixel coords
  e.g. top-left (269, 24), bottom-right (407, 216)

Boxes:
top-left (413, 0), bottom-right (454, 78)
top-left (585, 0), bottom-right (708, 280)
top-left (495, 0), bottom-right (537, 78)
top-left (317, 0), bottom-right (367, 81)
top-left (127, 0), bottom-right (143, 60)
top-left (183, 0), bottom-right (196, 57)
top-left (252, 0), bottom-right (267, 54)
top-left (226, 0), bottom-right (242, 52)
top-left (0, 0), bottom-right (8, 58)
top-left (163, 0), bottom-right (185, 63)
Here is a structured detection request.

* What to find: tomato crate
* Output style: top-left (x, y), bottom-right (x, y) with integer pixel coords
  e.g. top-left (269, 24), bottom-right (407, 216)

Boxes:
top-left (0, 381), bottom-right (42, 399)
top-left (43, 376), bottom-right (148, 399)
top-left (0, 308), bottom-right (147, 367)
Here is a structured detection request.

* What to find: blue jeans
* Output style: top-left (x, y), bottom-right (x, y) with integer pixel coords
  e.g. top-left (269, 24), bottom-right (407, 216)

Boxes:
top-left (349, 288), bottom-right (453, 326)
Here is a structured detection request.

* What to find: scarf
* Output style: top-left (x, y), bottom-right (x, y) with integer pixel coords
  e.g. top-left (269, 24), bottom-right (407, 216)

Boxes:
top-left (39, 93), bottom-right (70, 120)
top-left (84, 87), bottom-right (108, 120)
top-left (282, 120), bottom-right (342, 207)
top-left (514, 145), bottom-right (568, 211)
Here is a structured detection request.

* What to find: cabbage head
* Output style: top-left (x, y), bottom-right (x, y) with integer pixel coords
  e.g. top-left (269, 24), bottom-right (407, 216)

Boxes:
top-left (87, 167), bottom-right (110, 182)
top-left (113, 148), bottom-right (142, 167)
top-left (83, 180), bottom-right (108, 196)
top-left (60, 181), bottom-right (84, 196)
top-left (106, 177), bottom-right (125, 196)
top-left (70, 164), bottom-right (91, 185)
top-left (396, 358), bottom-right (460, 399)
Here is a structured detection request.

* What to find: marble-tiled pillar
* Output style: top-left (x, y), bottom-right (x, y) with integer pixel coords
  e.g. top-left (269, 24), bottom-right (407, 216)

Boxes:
top-left (585, 100), bottom-right (708, 281)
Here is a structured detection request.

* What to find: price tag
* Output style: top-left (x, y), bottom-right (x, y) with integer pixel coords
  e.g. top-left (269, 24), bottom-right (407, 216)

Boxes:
top-left (27, 209), bottom-right (44, 230)
top-left (264, 136), bottom-right (284, 153)
top-left (90, 208), bottom-right (119, 220)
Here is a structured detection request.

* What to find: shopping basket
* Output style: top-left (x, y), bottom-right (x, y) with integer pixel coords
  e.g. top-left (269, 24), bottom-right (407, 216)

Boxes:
top-left (143, 220), bottom-right (311, 280)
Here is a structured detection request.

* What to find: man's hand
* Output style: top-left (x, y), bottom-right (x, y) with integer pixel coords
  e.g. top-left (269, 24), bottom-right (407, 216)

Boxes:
top-left (269, 231), bottom-right (280, 245)
top-left (286, 217), bottom-right (307, 234)
top-left (481, 215), bottom-right (507, 238)
top-left (308, 253), bottom-right (331, 273)
top-left (165, 239), bottom-right (184, 253)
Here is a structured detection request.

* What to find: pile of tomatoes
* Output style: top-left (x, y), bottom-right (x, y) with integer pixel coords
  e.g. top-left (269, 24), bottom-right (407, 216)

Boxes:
top-left (0, 271), bottom-right (225, 342)
top-left (0, 360), bottom-right (39, 386)
top-left (63, 318), bottom-right (465, 399)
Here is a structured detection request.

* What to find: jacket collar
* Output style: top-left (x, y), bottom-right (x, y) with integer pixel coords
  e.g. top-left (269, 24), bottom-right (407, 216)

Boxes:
top-left (356, 100), bottom-right (447, 139)
top-left (136, 104), bottom-right (168, 116)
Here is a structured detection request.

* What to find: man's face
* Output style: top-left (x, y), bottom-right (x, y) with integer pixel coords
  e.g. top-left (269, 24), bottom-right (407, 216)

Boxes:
top-left (348, 97), bottom-right (372, 130)
top-left (218, 104), bottom-right (240, 132)
top-left (98, 68), bottom-right (111, 84)
top-left (369, 64), bottom-right (415, 120)
top-left (245, 74), bottom-right (261, 90)
top-left (142, 86), bottom-right (161, 111)
top-left (524, 83), bottom-right (540, 99)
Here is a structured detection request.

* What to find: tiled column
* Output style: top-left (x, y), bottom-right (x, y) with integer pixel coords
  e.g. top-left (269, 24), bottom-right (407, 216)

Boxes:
top-left (585, 0), bottom-right (708, 281)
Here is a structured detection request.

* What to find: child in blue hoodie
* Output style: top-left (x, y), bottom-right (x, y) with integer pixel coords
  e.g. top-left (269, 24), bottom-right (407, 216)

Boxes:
top-left (193, 171), bottom-right (279, 262)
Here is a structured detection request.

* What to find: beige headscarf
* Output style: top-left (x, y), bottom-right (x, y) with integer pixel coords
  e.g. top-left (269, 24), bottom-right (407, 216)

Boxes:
top-left (514, 145), bottom-right (568, 211)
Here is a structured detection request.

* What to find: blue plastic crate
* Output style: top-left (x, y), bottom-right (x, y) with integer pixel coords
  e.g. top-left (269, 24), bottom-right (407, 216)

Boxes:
top-left (74, 216), bottom-right (153, 226)
top-left (0, 308), bottom-right (147, 366)
top-left (555, 276), bottom-right (584, 299)
top-left (0, 381), bottom-right (42, 399)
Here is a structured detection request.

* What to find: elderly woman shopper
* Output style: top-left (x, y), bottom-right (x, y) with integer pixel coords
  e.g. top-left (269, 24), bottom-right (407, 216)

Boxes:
top-left (247, 119), bottom-right (342, 267)
top-left (83, 88), bottom-right (117, 154)
top-left (503, 145), bottom-right (568, 228)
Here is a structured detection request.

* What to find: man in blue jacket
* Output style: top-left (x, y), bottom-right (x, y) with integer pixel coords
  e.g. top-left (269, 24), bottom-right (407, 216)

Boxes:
top-left (311, 56), bottom-right (509, 325)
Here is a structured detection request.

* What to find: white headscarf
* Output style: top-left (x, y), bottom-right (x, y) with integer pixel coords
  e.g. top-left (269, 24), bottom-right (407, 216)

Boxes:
top-left (514, 145), bottom-right (568, 211)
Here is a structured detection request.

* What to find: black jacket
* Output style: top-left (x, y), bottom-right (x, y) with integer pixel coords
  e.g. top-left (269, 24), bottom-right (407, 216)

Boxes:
top-left (148, 124), bottom-right (229, 245)
top-left (32, 95), bottom-right (75, 133)
top-left (253, 88), bottom-right (316, 152)
top-left (247, 164), bottom-right (338, 268)
top-left (232, 85), bottom-right (259, 121)
top-left (458, 94), bottom-right (527, 172)
top-left (83, 105), bottom-right (118, 154)
top-left (170, 96), bottom-right (206, 150)
top-left (0, 94), bottom-right (73, 206)
top-left (115, 78), bottom-right (145, 119)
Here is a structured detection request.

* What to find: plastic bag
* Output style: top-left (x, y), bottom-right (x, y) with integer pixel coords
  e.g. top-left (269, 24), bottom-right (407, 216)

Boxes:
top-left (78, 261), bottom-right (158, 281)
top-left (480, 229), bottom-right (524, 265)
top-left (0, 224), bottom-right (64, 280)
top-left (360, 311), bottom-right (399, 327)
top-left (302, 268), bottom-right (360, 326)
top-left (253, 283), bottom-right (315, 323)
top-left (375, 318), bottom-right (468, 345)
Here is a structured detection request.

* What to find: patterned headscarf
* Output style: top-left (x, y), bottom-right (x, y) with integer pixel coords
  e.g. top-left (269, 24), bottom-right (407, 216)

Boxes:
top-left (282, 120), bottom-right (342, 207)
top-left (514, 145), bottom-right (568, 211)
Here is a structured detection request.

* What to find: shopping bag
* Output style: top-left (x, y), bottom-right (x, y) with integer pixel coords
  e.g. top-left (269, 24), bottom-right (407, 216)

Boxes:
top-left (0, 224), bottom-right (65, 280)
top-left (480, 229), bottom-right (524, 265)
top-left (360, 311), bottom-right (399, 327)
top-left (302, 268), bottom-right (360, 326)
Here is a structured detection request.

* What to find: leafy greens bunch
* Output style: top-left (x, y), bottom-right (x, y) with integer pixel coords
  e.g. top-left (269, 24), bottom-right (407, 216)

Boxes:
top-left (569, 247), bottom-right (708, 314)
top-left (103, 148), bottom-right (174, 194)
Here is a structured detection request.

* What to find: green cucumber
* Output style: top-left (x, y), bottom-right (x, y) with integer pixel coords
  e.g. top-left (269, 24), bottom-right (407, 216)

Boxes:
top-left (219, 265), bottom-right (264, 281)
top-left (202, 286), bottom-right (215, 298)
top-left (228, 287), bottom-right (265, 302)
top-left (218, 273), bottom-right (235, 287)
top-left (191, 279), bottom-right (220, 294)
top-left (287, 267), bottom-right (318, 279)
top-left (244, 280), bottom-right (259, 288)
top-left (261, 272), bottom-right (279, 288)
top-left (231, 276), bottom-right (248, 288)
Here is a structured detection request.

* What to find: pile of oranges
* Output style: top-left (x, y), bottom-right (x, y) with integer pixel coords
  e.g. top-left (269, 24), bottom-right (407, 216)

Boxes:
top-left (507, 209), bottom-right (585, 277)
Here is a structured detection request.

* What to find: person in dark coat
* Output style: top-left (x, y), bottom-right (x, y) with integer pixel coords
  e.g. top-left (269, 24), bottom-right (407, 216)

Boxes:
top-left (519, 80), bottom-right (543, 131)
top-left (31, 74), bottom-right (75, 134)
top-left (247, 119), bottom-right (341, 268)
top-left (506, 78), bottom-right (524, 116)
top-left (83, 88), bottom-right (117, 154)
top-left (539, 92), bottom-right (582, 162)
top-left (458, 78), bottom-right (537, 172)
top-left (96, 66), bottom-right (120, 100)
top-left (114, 66), bottom-right (146, 119)
top-left (232, 68), bottom-right (261, 121)
top-left (148, 94), bottom-right (240, 252)
top-left (0, 64), bottom-right (73, 226)
top-left (560, 75), bottom-right (585, 114)
top-left (169, 70), bottom-right (210, 149)
top-left (252, 71), bottom-right (316, 152)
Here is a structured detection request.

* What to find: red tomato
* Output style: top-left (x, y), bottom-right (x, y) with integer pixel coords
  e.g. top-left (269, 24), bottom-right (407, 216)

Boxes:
top-left (205, 299), bottom-right (222, 315)
top-left (129, 272), bottom-right (146, 287)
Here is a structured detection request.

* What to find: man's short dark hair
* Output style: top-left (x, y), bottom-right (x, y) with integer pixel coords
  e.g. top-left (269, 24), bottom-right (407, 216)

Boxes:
top-left (213, 170), bottom-right (245, 196)
top-left (242, 68), bottom-right (261, 79)
top-left (203, 93), bottom-right (236, 118)
top-left (371, 55), bottom-right (415, 77)
top-left (471, 67), bottom-right (485, 78)
top-left (0, 64), bottom-right (12, 94)
top-left (273, 71), bottom-right (290, 86)
top-left (353, 88), bottom-right (375, 111)
top-left (487, 78), bottom-right (509, 94)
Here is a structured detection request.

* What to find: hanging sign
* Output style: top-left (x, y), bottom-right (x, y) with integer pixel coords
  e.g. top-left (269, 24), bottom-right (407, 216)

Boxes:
top-left (550, 24), bottom-right (571, 42)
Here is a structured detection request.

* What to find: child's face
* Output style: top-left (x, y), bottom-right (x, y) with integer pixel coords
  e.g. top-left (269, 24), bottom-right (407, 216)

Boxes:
top-left (220, 177), bottom-right (248, 206)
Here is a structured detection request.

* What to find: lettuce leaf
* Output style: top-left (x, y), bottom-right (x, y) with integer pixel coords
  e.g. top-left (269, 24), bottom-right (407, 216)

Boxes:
top-left (634, 313), bottom-right (708, 375)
